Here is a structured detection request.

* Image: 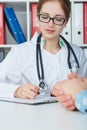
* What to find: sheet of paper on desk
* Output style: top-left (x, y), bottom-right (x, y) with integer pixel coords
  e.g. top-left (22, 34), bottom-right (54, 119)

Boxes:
top-left (0, 93), bottom-right (57, 105)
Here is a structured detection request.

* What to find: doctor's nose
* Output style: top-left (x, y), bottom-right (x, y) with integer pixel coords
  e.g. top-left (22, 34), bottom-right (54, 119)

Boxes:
top-left (48, 19), bottom-right (54, 26)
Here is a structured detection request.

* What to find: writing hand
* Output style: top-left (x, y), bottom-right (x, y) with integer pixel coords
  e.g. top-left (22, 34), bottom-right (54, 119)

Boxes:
top-left (14, 83), bottom-right (39, 99)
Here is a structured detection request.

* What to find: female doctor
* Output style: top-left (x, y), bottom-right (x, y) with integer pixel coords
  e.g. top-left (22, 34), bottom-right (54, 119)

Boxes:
top-left (0, 0), bottom-right (87, 110)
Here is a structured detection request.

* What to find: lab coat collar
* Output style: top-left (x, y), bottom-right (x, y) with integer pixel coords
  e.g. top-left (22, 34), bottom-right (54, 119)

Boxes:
top-left (30, 32), bottom-right (39, 45)
top-left (59, 37), bottom-right (67, 49)
top-left (31, 32), bottom-right (67, 50)
top-left (30, 32), bottom-right (45, 50)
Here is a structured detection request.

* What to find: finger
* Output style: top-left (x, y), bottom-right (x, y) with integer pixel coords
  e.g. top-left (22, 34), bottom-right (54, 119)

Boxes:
top-left (26, 84), bottom-right (39, 94)
top-left (66, 105), bottom-right (76, 111)
top-left (61, 99), bottom-right (75, 108)
top-left (68, 72), bottom-right (77, 79)
top-left (21, 89), bottom-right (37, 99)
top-left (52, 88), bottom-right (64, 97)
top-left (31, 85), bottom-right (39, 93)
top-left (68, 72), bottom-right (83, 82)
top-left (56, 95), bottom-right (72, 102)
top-left (18, 85), bottom-right (38, 99)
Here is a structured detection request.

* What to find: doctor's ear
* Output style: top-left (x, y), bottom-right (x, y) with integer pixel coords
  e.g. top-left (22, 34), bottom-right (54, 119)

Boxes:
top-left (62, 21), bottom-right (68, 29)
top-left (64, 16), bottom-right (70, 26)
top-left (64, 20), bottom-right (68, 27)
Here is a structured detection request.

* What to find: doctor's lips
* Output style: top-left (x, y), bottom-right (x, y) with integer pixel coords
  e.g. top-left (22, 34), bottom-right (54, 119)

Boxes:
top-left (46, 29), bottom-right (55, 34)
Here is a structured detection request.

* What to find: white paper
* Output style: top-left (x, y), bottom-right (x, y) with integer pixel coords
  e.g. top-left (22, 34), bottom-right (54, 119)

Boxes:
top-left (0, 92), bottom-right (57, 105)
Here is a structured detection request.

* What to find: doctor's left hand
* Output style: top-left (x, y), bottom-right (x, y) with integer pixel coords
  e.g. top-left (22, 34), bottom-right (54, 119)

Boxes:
top-left (51, 82), bottom-right (76, 111)
top-left (14, 83), bottom-right (39, 99)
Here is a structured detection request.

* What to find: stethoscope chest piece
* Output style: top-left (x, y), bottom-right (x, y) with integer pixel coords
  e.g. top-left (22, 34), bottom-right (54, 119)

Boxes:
top-left (39, 81), bottom-right (48, 95)
top-left (39, 81), bottom-right (48, 90)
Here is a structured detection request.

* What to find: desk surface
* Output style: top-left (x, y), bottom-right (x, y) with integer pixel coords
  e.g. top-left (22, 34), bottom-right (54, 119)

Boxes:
top-left (0, 101), bottom-right (87, 130)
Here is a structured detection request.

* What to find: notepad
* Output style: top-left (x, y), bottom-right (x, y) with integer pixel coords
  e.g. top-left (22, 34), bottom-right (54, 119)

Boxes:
top-left (0, 93), bottom-right (57, 105)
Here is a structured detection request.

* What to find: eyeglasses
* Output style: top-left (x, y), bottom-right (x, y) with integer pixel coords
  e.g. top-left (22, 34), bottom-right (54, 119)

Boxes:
top-left (38, 14), bottom-right (66, 26)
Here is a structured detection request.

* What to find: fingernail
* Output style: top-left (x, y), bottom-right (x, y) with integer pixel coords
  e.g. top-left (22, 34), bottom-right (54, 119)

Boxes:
top-left (50, 93), bottom-right (55, 97)
top-left (38, 91), bottom-right (40, 94)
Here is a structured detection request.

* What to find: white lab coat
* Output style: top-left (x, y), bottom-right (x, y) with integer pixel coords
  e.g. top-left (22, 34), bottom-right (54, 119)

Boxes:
top-left (0, 32), bottom-right (87, 98)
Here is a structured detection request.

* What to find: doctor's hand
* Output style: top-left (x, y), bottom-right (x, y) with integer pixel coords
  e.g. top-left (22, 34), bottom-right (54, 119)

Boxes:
top-left (14, 83), bottom-right (39, 99)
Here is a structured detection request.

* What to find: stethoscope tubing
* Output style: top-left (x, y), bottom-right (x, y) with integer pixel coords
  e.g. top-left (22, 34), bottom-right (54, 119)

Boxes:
top-left (36, 41), bottom-right (44, 81)
top-left (60, 35), bottom-right (79, 71)
top-left (36, 33), bottom-right (80, 89)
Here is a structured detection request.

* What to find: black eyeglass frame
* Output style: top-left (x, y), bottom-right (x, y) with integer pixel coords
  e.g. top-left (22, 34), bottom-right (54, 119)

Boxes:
top-left (38, 14), bottom-right (66, 26)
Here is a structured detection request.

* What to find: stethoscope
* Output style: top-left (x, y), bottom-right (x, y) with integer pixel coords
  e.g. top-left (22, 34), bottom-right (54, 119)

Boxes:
top-left (60, 35), bottom-right (79, 71)
top-left (36, 34), bottom-right (48, 93)
top-left (36, 33), bottom-right (80, 91)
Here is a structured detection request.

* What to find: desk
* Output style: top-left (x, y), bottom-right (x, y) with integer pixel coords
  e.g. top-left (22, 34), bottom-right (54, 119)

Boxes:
top-left (0, 101), bottom-right (87, 130)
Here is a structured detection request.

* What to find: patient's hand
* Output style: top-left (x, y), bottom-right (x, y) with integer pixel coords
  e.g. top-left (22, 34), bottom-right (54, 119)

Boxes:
top-left (68, 72), bottom-right (87, 84)
top-left (51, 78), bottom-right (87, 111)
top-left (68, 72), bottom-right (84, 81)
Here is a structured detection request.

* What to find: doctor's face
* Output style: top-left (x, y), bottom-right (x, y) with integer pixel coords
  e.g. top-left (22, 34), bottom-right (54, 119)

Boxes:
top-left (38, 1), bottom-right (67, 40)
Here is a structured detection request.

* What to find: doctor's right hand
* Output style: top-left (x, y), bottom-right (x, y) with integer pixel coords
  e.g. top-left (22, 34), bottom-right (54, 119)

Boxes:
top-left (14, 83), bottom-right (39, 99)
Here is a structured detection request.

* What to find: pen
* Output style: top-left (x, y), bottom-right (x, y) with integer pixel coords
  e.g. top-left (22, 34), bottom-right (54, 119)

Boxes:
top-left (21, 72), bottom-right (32, 84)
top-left (21, 72), bottom-right (40, 94)
top-left (21, 73), bottom-right (40, 94)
